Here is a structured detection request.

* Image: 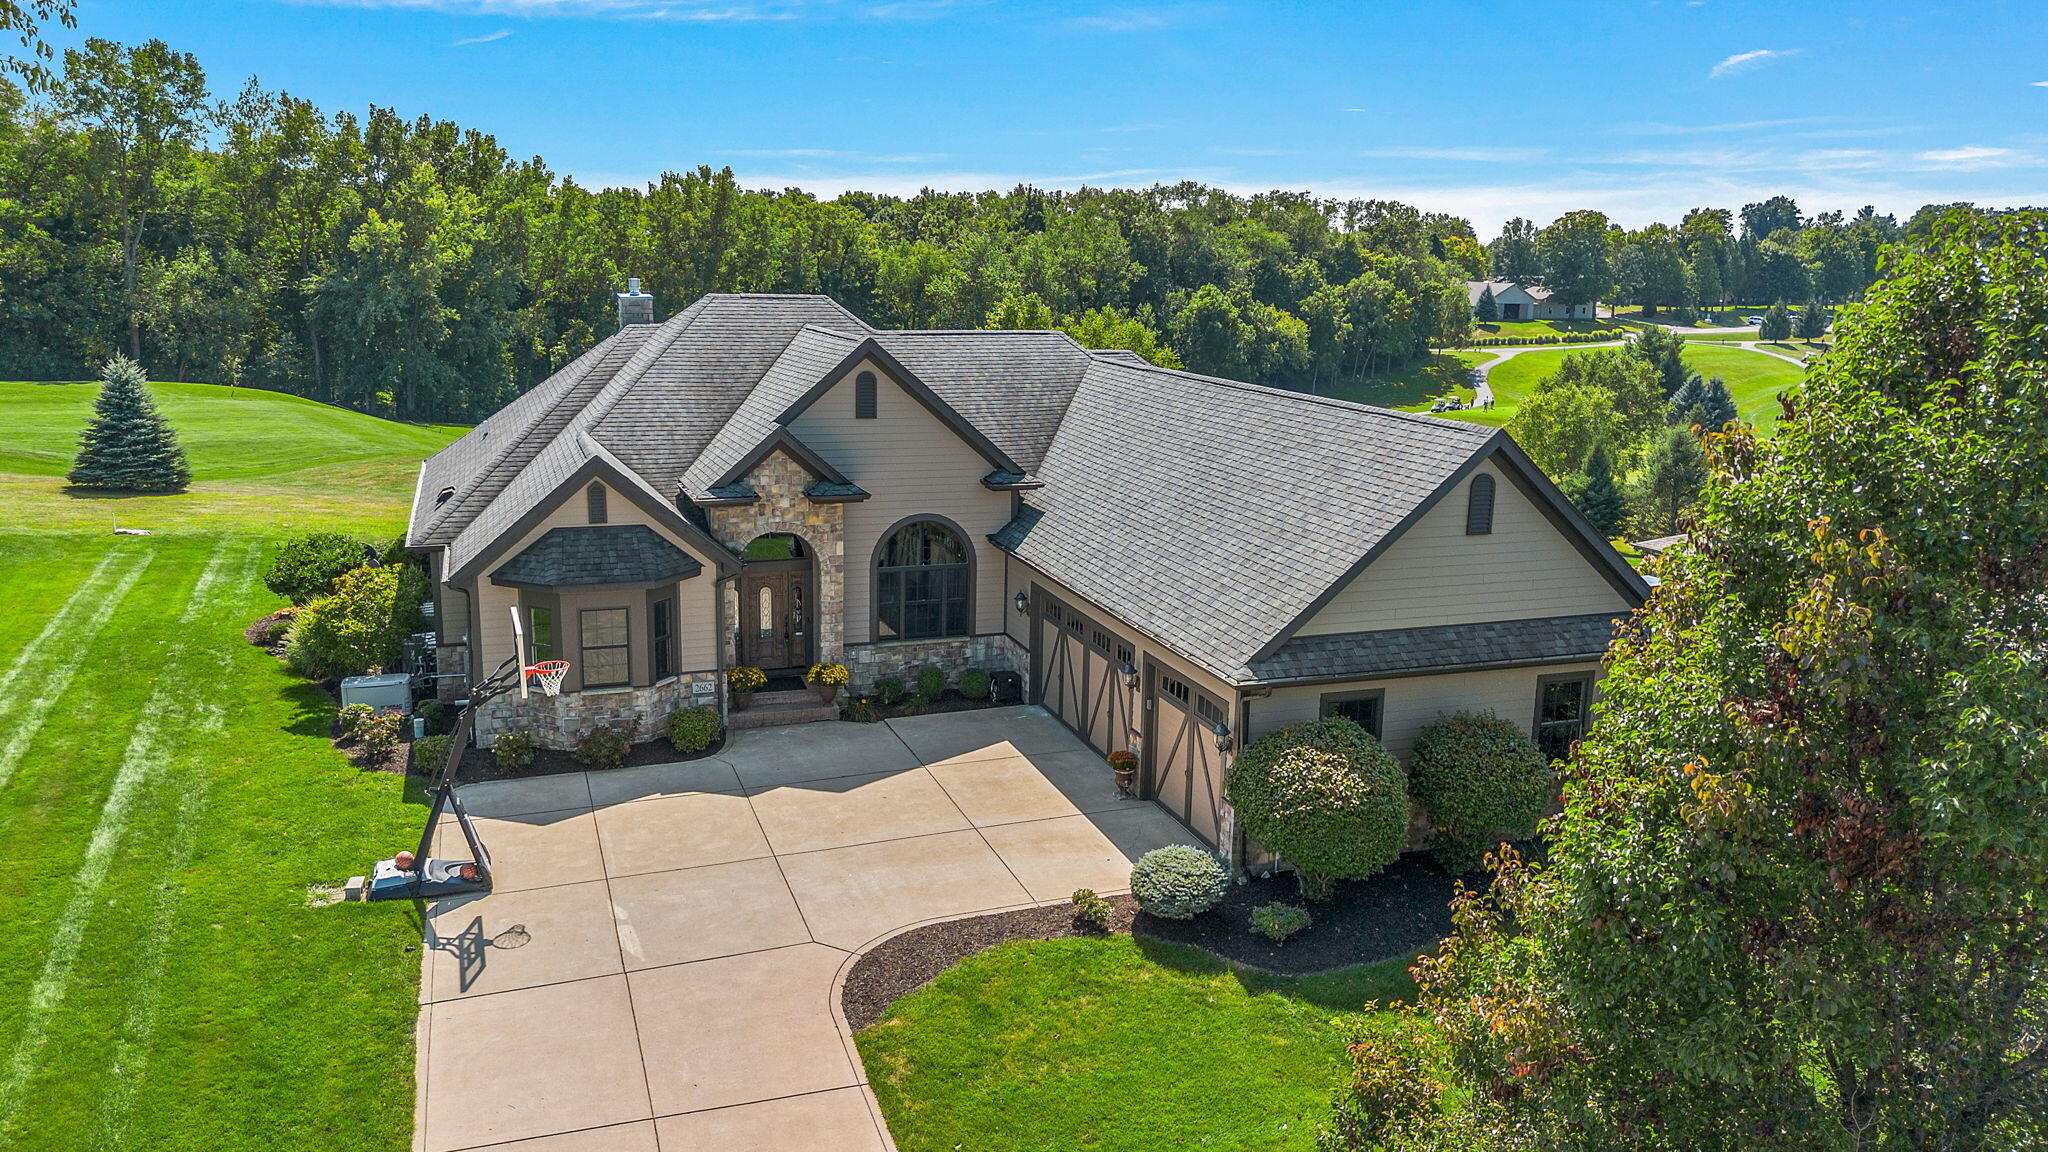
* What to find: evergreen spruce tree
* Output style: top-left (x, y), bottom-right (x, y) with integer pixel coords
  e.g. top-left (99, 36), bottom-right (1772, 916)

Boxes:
top-left (1695, 375), bottom-right (1737, 429)
top-left (1759, 299), bottom-right (1794, 341)
top-left (67, 356), bottom-right (191, 491)
top-left (1640, 422), bottom-right (1708, 531)
top-left (1798, 300), bottom-right (1830, 339)
top-left (1577, 442), bottom-right (1625, 536)
top-left (1474, 284), bottom-right (1499, 323)
top-left (1631, 322), bottom-right (1690, 397)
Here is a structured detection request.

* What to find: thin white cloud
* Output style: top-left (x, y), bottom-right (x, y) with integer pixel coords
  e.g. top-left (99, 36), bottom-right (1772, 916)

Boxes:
top-left (1065, 7), bottom-right (1183, 32)
top-left (1611, 117), bottom-right (1824, 136)
top-left (1915, 146), bottom-right (2033, 170)
top-left (452, 27), bottom-right (512, 42)
top-left (1710, 47), bottom-right (1802, 79)
top-left (1359, 145), bottom-right (1547, 163)
top-left (2033, 80), bottom-right (2048, 88)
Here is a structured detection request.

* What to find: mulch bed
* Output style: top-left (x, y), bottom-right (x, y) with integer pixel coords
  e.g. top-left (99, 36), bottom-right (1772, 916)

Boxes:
top-left (443, 734), bottom-right (724, 783)
top-left (853, 689), bottom-right (1012, 722)
top-left (841, 896), bottom-right (1141, 1030)
top-left (840, 853), bottom-right (1479, 1029)
top-left (1133, 854), bottom-right (1471, 976)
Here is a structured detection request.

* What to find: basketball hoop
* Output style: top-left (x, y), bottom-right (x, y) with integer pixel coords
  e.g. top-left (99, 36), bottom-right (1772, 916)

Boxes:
top-left (525, 661), bottom-right (570, 697)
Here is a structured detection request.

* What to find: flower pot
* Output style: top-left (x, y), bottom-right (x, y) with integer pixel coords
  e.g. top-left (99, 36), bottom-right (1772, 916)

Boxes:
top-left (813, 683), bottom-right (840, 704)
top-left (1113, 764), bottom-right (1137, 796)
top-left (732, 690), bottom-right (753, 712)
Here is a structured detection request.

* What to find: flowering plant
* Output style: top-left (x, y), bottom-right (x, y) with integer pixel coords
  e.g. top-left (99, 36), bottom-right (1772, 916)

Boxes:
top-left (727, 666), bottom-right (766, 693)
top-left (806, 662), bottom-right (848, 688)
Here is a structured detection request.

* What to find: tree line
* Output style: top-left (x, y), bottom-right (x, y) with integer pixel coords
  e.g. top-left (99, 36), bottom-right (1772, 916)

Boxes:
top-left (0, 36), bottom-right (1988, 422)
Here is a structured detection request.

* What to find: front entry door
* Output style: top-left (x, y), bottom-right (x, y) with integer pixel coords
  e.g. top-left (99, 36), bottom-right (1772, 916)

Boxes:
top-left (740, 569), bottom-right (808, 671)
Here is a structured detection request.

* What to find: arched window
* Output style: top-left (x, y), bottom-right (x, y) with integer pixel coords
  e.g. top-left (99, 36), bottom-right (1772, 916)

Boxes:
top-left (854, 370), bottom-right (878, 419)
top-left (1465, 473), bottom-right (1495, 535)
top-left (586, 481), bottom-right (608, 524)
top-left (875, 519), bottom-right (971, 640)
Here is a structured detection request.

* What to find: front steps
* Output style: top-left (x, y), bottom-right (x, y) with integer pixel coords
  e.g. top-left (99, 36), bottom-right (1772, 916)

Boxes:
top-left (728, 687), bottom-right (840, 729)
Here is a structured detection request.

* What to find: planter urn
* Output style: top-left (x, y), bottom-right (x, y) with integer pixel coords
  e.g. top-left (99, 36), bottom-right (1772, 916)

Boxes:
top-left (732, 690), bottom-right (753, 712)
top-left (813, 683), bottom-right (841, 704)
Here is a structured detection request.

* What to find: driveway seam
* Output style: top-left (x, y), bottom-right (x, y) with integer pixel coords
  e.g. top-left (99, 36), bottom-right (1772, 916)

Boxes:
top-left (586, 788), bottom-right (660, 1140)
top-left (888, 721), bottom-right (1042, 919)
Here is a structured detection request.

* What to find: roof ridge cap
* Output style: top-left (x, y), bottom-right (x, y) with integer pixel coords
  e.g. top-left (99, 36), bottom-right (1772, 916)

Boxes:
top-left (1085, 356), bottom-right (1496, 435)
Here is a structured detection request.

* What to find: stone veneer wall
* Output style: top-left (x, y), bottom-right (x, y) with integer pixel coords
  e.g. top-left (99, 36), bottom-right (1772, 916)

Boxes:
top-left (703, 450), bottom-right (846, 663)
top-left (474, 671), bottom-right (722, 750)
top-left (844, 634), bottom-right (1026, 694)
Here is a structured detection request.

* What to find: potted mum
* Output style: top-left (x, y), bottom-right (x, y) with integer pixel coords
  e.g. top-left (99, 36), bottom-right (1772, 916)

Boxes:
top-left (727, 665), bottom-right (766, 710)
top-left (1108, 748), bottom-right (1139, 796)
top-left (806, 662), bottom-right (848, 704)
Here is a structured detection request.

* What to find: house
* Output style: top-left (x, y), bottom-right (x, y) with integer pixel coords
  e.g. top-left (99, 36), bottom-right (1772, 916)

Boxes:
top-left (405, 289), bottom-right (1646, 862)
top-left (1467, 279), bottom-right (1595, 321)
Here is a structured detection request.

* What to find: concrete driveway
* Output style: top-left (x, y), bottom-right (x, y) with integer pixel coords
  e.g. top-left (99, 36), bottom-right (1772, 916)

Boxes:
top-left (412, 705), bottom-right (1193, 1152)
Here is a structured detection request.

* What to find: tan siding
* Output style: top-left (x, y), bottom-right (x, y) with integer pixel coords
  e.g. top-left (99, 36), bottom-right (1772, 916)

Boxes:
top-left (1298, 458), bottom-right (1630, 635)
top-left (1248, 661), bottom-right (1602, 760)
top-left (792, 358), bottom-right (1014, 641)
top-left (458, 479), bottom-right (721, 684)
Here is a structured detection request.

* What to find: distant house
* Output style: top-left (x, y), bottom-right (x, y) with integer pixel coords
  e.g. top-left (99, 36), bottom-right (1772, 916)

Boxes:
top-left (1467, 280), bottom-right (1594, 322)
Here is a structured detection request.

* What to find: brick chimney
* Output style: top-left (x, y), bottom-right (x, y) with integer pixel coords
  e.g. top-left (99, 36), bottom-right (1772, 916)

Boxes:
top-left (616, 277), bottom-right (654, 329)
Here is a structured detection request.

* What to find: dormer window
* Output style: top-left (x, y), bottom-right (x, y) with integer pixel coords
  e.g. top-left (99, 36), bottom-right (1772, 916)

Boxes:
top-left (854, 371), bottom-right (878, 419)
top-left (587, 482), bottom-right (608, 524)
top-left (1465, 473), bottom-right (1495, 535)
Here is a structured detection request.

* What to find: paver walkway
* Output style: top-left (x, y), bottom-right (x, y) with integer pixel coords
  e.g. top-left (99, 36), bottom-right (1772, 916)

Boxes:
top-left (411, 705), bottom-right (1191, 1152)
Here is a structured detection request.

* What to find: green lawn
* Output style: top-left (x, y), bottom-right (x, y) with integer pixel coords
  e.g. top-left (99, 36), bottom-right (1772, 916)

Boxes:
top-left (1408, 342), bottom-right (1807, 433)
top-left (858, 934), bottom-right (1419, 1152)
top-left (1308, 351), bottom-right (1490, 409)
top-left (0, 383), bottom-right (456, 1149)
top-left (1464, 317), bottom-right (1632, 340)
top-left (1, 380), bottom-right (462, 536)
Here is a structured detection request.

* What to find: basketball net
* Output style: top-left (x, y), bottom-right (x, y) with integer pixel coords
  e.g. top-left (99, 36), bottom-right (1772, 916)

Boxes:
top-left (526, 661), bottom-right (570, 697)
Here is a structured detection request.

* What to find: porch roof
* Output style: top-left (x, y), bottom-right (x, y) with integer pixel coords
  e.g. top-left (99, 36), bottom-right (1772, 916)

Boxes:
top-left (490, 524), bottom-right (703, 589)
top-left (1244, 612), bottom-right (1625, 685)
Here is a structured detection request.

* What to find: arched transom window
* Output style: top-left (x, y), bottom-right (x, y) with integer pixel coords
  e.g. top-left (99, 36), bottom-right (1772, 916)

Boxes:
top-left (875, 519), bottom-right (971, 640)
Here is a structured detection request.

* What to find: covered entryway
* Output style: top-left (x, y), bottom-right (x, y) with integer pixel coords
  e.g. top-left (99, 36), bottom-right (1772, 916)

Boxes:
top-left (1143, 661), bottom-right (1228, 846)
top-left (739, 534), bottom-right (813, 673)
top-left (1032, 591), bottom-right (1137, 757)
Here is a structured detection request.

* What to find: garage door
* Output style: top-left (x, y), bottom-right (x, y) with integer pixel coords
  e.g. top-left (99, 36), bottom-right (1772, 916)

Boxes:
top-left (1145, 664), bottom-right (1227, 846)
top-left (1034, 594), bottom-right (1136, 756)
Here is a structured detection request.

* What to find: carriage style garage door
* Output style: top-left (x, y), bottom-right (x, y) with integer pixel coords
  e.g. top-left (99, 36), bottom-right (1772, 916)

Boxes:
top-left (1143, 663), bottom-right (1228, 846)
top-left (1033, 592), bottom-right (1136, 757)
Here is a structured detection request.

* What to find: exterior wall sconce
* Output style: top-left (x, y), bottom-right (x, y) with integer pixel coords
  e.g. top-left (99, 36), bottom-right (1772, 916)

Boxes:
top-left (1211, 722), bottom-right (1233, 753)
top-left (1121, 662), bottom-right (1139, 690)
top-left (1013, 591), bottom-right (1029, 616)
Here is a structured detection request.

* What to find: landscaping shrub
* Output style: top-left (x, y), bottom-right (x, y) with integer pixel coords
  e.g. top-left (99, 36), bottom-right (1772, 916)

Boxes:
top-left (897, 693), bottom-right (934, 716)
top-left (493, 728), bottom-right (535, 769)
top-left (412, 733), bottom-right (454, 774)
top-left (874, 677), bottom-right (905, 705)
top-left (806, 662), bottom-right (848, 689)
top-left (1225, 717), bottom-right (1407, 901)
top-left (728, 665), bottom-right (766, 694)
top-left (574, 724), bottom-right (630, 769)
top-left (416, 697), bottom-right (447, 734)
top-left (264, 532), bottom-right (372, 604)
top-left (916, 666), bottom-right (946, 699)
top-left (1251, 902), bottom-right (1312, 945)
top-left (283, 562), bottom-right (428, 680)
top-left (337, 702), bottom-right (376, 740)
top-left (840, 696), bottom-right (882, 723)
top-left (356, 708), bottom-right (405, 762)
top-left (1071, 887), bottom-right (1115, 930)
top-left (1408, 710), bottom-right (1553, 872)
top-left (666, 706), bottom-right (722, 753)
top-left (1129, 845), bottom-right (1230, 920)
top-left (958, 667), bottom-right (990, 700)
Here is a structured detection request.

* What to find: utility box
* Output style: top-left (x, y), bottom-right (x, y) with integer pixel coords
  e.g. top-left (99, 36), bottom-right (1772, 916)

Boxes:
top-left (991, 670), bottom-right (1024, 704)
top-left (340, 673), bottom-right (412, 712)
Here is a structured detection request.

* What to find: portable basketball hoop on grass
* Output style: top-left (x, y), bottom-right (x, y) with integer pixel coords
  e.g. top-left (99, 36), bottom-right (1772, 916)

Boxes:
top-left (358, 606), bottom-right (572, 901)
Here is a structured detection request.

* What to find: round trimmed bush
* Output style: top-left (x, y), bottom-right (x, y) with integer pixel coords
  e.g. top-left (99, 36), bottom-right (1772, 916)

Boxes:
top-left (265, 532), bottom-right (372, 604)
top-left (1129, 845), bottom-right (1230, 920)
top-left (1225, 717), bottom-right (1407, 900)
top-left (1408, 710), bottom-right (1553, 872)
top-left (958, 667), bottom-right (991, 701)
top-left (666, 706), bottom-right (722, 754)
top-left (412, 733), bottom-right (454, 774)
top-left (1251, 901), bottom-right (1311, 945)
top-left (574, 724), bottom-right (630, 769)
top-left (493, 728), bottom-right (535, 769)
top-left (874, 677), bottom-right (905, 705)
top-left (916, 666), bottom-right (946, 699)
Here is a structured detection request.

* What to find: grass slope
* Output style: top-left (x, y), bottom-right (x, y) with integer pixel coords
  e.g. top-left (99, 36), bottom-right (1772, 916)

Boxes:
top-left (859, 935), bottom-right (1417, 1152)
top-left (1419, 343), bottom-right (1807, 432)
top-left (1308, 351), bottom-right (1490, 409)
top-left (0, 380), bottom-right (462, 536)
top-left (0, 384), bottom-right (449, 1148)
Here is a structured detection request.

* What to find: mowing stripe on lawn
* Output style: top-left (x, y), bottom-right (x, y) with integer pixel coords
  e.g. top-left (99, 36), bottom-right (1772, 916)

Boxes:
top-left (0, 540), bottom-right (247, 1124)
top-left (87, 543), bottom-right (262, 1149)
top-left (0, 548), bottom-right (120, 696)
top-left (0, 551), bottom-right (156, 789)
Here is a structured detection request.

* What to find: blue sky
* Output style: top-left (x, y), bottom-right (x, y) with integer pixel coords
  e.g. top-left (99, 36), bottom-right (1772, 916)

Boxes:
top-left (43, 0), bottom-right (2048, 235)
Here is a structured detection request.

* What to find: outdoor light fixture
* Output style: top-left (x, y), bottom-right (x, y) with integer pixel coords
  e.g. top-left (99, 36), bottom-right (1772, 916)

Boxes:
top-left (1121, 662), bottom-right (1139, 690)
top-left (1212, 722), bottom-right (1233, 753)
top-left (1013, 591), bottom-right (1029, 615)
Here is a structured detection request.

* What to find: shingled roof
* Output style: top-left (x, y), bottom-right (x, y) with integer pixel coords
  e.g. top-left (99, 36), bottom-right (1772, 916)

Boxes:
top-left (411, 293), bottom-right (1644, 684)
top-left (492, 524), bottom-right (703, 588)
top-left (1246, 612), bottom-right (1626, 685)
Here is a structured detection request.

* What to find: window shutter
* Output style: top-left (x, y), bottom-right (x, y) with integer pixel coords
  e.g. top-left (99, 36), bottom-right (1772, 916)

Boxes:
top-left (855, 371), bottom-right (878, 419)
top-left (587, 482), bottom-right (607, 524)
top-left (1465, 473), bottom-right (1494, 535)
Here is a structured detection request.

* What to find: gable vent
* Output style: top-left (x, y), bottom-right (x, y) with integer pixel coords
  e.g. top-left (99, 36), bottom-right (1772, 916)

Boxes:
top-left (854, 371), bottom-right (878, 419)
top-left (587, 481), bottom-right (608, 524)
top-left (1465, 473), bottom-right (1495, 535)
